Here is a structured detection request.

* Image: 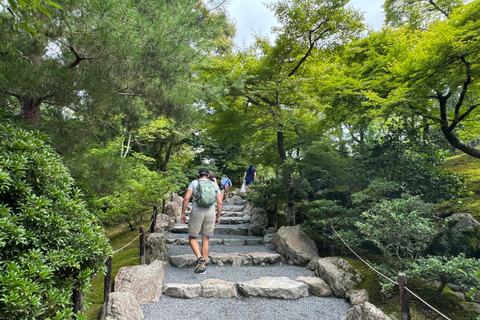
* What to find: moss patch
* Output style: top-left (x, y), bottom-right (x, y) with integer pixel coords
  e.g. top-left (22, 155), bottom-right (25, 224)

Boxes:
top-left (442, 153), bottom-right (480, 220)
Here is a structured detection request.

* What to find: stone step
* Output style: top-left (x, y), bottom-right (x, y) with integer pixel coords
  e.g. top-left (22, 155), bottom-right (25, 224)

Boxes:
top-left (170, 252), bottom-right (282, 268)
top-left (186, 204), bottom-right (246, 212)
top-left (167, 243), bottom-right (273, 256)
top-left (166, 237), bottom-right (263, 246)
top-left (170, 223), bottom-right (249, 235)
top-left (162, 276), bottom-right (328, 300)
top-left (182, 216), bottom-right (250, 225)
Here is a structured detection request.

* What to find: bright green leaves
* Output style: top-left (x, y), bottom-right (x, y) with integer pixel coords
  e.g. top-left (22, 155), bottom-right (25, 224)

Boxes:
top-left (0, 121), bottom-right (111, 319)
top-left (355, 196), bottom-right (437, 268)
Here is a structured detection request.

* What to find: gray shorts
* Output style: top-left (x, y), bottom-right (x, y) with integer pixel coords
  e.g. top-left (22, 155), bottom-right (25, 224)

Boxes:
top-left (188, 206), bottom-right (216, 237)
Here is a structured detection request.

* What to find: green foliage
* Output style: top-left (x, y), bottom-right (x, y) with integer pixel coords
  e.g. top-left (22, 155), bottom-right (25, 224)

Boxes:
top-left (302, 199), bottom-right (364, 254)
top-left (246, 178), bottom-right (285, 211)
top-left (412, 254), bottom-right (480, 297)
top-left (0, 121), bottom-right (111, 319)
top-left (101, 164), bottom-right (181, 229)
top-left (355, 196), bottom-right (437, 270)
top-left (352, 123), bottom-right (468, 203)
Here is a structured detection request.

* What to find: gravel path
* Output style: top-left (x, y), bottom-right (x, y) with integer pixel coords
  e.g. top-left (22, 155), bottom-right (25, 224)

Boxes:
top-left (143, 265), bottom-right (351, 320)
top-left (141, 295), bottom-right (350, 320)
top-left (163, 264), bottom-right (315, 284)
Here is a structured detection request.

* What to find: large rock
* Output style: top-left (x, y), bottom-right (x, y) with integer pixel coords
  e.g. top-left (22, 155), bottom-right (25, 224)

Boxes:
top-left (104, 292), bottom-right (143, 320)
top-left (201, 279), bottom-right (238, 298)
top-left (273, 225), bottom-right (318, 265)
top-left (313, 257), bottom-right (362, 298)
top-left (171, 193), bottom-right (183, 211)
top-left (449, 213), bottom-right (480, 232)
top-left (429, 212), bottom-right (480, 257)
top-left (238, 277), bottom-right (309, 300)
top-left (163, 283), bottom-right (201, 299)
top-left (344, 302), bottom-right (391, 320)
top-left (154, 213), bottom-right (175, 233)
top-left (163, 201), bottom-right (179, 222)
top-left (114, 260), bottom-right (166, 304)
top-left (248, 207), bottom-right (268, 236)
top-left (346, 289), bottom-right (369, 305)
top-left (295, 276), bottom-right (333, 297)
top-left (146, 233), bottom-right (169, 263)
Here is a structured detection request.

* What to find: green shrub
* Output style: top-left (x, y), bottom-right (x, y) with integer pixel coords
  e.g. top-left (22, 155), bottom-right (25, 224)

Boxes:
top-left (0, 121), bottom-right (111, 320)
top-left (355, 195), bottom-right (437, 270)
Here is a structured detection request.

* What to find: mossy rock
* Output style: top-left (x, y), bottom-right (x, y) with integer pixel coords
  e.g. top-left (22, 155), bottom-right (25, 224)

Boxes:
top-left (428, 225), bottom-right (480, 258)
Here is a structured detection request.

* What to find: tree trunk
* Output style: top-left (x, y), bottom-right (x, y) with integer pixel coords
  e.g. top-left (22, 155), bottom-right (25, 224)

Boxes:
top-left (160, 133), bottom-right (175, 172)
top-left (20, 98), bottom-right (42, 125)
top-left (277, 130), bottom-right (295, 226)
top-left (441, 126), bottom-right (480, 158)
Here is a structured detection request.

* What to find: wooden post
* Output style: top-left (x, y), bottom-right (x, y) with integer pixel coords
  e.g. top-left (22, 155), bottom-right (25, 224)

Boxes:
top-left (398, 273), bottom-right (411, 320)
top-left (327, 219), bottom-right (336, 256)
top-left (99, 257), bottom-right (113, 320)
top-left (151, 206), bottom-right (157, 233)
top-left (140, 226), bottom-right (146, 265)
top-left (273, 204), bottom-right (278, 231)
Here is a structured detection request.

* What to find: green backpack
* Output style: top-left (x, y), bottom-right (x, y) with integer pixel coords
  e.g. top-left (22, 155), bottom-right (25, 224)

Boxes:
top-left (196, 179), bottom-right (216, 207)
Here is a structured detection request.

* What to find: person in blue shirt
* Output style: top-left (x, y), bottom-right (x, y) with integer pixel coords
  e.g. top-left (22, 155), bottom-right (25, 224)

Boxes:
top-left (243, 164), bottom-right (257, 190)
top-left (220, 176), bottom-right (232, 200)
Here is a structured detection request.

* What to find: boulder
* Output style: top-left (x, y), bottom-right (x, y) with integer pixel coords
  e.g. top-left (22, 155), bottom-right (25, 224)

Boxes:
top-left (163, 201), bottom-right (179, 222)
top-left (171, 193), bottom-right (183, 210)
top-left (248, 207), bottom-right (268, 236)
top-left (429, 212), bottom-right (480, 257)
top-left (114, 260), bottom-right (166, 304)
top-left (201, 279), bottom-right (238, 298)
top-left (104, 292), bottom-right (143, 320)
top-left (238, 277), bottom-right (309, 300)
top-left (154, 213), bottom-right (175, 233)
top-left (273, 225), bottom-right (318, 265)
top-left (346, 289), bottom-right (369, 305)
top-left (461, 301), bottom-right (480, 314)
top-left (344, 302), bottom-right (392, 320)
top-left (449, 213), bottom-right (480, 232)
top-left (163, 283), bottom-right (201, 299)
top-left (313, 257), bottom-right (362, 298)
top-left (263, 234), bottom-right (275, 244)
top-left (295, 276), bottom-right (333, 297)
top-left (146, 233), bottom-right (169, 263)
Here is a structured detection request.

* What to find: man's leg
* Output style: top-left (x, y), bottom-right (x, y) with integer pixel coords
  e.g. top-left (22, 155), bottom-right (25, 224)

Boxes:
top-left (201, 235), bottom-right (210, 267)
top-left (189, 235), bottom-right (202, 258)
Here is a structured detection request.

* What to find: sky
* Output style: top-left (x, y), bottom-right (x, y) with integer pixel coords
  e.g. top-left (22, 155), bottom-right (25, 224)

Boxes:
top-left (226, 0), bottom-right (385, 47)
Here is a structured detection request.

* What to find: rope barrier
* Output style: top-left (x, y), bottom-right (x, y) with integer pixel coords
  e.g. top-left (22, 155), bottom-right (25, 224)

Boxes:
top-left (111, 219), bottom-right (154, 255)
top-left (330, 225), bottom-right (452, 320)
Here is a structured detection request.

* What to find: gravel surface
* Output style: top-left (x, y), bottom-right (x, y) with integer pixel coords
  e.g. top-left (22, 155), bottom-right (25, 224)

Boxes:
top-left (141, 295), bottom-right (351, 320)
top-left (163, 264), bottom-right (315, 284)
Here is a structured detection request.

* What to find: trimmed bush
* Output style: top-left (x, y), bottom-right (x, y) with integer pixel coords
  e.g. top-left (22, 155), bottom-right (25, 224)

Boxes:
top-left (0, 121), bottom-right (111, 320)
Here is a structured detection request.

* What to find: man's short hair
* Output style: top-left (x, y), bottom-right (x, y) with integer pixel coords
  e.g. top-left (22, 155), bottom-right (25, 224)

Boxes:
top-left (198, 168), bottom-right (209, 177)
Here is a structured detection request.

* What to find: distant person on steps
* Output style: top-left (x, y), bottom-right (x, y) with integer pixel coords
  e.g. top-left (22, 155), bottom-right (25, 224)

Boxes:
top-left (243, 163), bottom-right (257, 191)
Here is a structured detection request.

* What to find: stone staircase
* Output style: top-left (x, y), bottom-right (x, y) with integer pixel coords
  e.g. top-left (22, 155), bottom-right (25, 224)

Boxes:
top-left (139, 198), bottom-right (352, 320)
